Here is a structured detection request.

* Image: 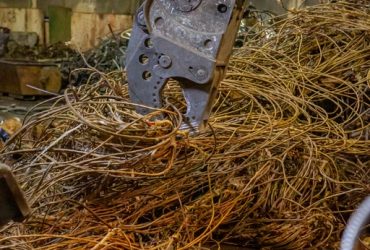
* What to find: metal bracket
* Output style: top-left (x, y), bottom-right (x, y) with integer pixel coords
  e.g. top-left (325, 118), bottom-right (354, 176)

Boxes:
top-left (0, 164), bottom-right (30, 227)
top-left (126, 0), bottom-right (248, 131)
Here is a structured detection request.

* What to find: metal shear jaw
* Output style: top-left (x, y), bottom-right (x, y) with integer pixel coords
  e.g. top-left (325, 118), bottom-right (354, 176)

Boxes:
top-left (126, 0), bottom-right (248, 132)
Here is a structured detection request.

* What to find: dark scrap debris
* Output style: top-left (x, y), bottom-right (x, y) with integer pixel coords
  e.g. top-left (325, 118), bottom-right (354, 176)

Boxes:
top-left (0, 30), bottom-right (130, 89)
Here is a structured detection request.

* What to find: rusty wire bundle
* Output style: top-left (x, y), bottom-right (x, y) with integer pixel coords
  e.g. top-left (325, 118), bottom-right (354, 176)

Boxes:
top-left (0, 2), bottom-right (369, 249)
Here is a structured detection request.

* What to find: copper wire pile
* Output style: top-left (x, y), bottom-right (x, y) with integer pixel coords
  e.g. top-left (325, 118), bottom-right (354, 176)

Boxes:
top-left (0, 2), bottom-right (370, 249)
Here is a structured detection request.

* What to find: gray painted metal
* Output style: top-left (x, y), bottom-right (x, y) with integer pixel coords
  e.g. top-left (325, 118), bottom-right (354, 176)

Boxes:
top-left (9, 32), bottom-right (39, 48)
top-left (126, 0), bottom-right (248, 131)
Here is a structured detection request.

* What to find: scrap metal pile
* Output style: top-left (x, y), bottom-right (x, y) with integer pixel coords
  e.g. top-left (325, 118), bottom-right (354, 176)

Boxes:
top-left (0, 2), bottom-right (369, 249)
top-left (0, 30), bottom-right (129, 89)
top-left (63, 30), bottom-right (130, 86)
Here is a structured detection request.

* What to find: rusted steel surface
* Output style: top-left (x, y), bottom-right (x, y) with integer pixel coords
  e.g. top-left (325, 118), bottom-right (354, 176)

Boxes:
top-left (0, 164), bottom-right (30, 227)
top-left (0, 60), bottom-right (61, 96)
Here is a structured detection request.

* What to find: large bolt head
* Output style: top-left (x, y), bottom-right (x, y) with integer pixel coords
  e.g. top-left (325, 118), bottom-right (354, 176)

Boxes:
top-left (159, 55), bottom-right (172, 69)
top-left (196, 68), bottom-right (208, 80)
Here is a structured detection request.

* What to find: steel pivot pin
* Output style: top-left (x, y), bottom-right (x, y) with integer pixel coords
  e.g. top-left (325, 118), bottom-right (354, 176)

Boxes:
top-left (159, 55), bottom-right (172, 68)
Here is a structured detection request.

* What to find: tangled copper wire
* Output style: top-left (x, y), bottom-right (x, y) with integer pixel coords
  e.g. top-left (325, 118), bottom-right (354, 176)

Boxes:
top-left (0, 2), bottom-right (369, 249)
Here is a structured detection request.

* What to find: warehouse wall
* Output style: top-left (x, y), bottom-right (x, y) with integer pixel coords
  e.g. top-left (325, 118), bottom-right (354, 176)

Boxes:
top-left (0, 0), bottom-right (329, 15)
top-left (0, 0), bottom-right (140, 50)
top-left (70, 13), bottom-right (132, 49)
top-left (37, 0), bottom-right (142, 15)
top-left (0, 0), bottom-right (328, 49)
top-left (0, 0), bottom-right (33, 8)
top-left (0, 7), bottom-right (44, 43)
top-left (0, 0), bottom-right (142, 14)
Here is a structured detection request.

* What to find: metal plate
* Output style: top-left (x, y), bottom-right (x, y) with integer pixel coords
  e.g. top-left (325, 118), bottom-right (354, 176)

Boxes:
top-left (126, 0), bottom-right (247, 131)
top-left (0, 164), bottom-right (30, 227)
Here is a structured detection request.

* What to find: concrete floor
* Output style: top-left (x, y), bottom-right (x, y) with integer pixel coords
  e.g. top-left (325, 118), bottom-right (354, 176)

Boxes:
top-left (0, 95), bottom-right (51, 122)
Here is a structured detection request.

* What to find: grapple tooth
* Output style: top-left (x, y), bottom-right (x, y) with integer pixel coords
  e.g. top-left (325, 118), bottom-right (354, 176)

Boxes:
top-left (0, 164), bottom-right (30, 227)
